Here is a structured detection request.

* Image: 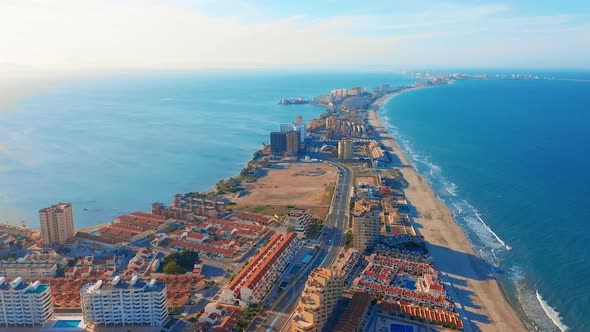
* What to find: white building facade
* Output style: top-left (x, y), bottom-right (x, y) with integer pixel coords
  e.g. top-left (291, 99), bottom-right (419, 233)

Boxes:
top-left (0, 277), bottom-right (54, 326)
top-left (81, 276), bottom-right (168, 326)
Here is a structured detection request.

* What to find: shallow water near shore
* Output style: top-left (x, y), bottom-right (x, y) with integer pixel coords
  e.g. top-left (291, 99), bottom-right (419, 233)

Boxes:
top-left (383, 78), bottom-right (590, 331)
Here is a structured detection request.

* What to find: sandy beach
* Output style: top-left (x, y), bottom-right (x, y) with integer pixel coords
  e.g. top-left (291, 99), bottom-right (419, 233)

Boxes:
top-left (369, 97), bottom-right (527, 331)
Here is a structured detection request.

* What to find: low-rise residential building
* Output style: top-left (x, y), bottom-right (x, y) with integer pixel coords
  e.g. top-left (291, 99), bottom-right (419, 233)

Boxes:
top-left (198, 302), bottom-right (244, 332)
top-left (0, 277), bottom-right (53, 326)
top-left (80, 275), bottom-right (168, 326)
top-left (292, 268), bottom-right (345, 332)
top-left (65, 255), bottom-right (118, 278)
top-left (0, 260), bottom-right (57, 278)
top-left (221, 233), bottom-right (301, 306)
top-left (337, 249), bottom-right (362, 276)
top-left (286, 209), bottom-right (313, 238)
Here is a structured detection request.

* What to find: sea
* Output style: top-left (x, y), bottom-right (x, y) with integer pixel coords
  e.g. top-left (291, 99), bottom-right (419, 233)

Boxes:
top-left (0, 71), bottom-right (588, 331)
top-left (382, 75), bottom-right (590, 331)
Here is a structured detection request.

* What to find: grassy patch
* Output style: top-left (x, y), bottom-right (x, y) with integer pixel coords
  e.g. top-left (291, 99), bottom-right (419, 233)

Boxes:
top-left (322, 184), bottom-right (335, 205)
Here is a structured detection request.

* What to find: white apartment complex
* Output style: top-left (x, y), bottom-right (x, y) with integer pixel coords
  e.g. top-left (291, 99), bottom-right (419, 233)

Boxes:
top-left (0, 261), bottom-right (57, 278)
top-left (292, 268), bottom-right (345, 332)
top-left (0, 277), bottom-right (54, 326)
top-left (81, 276), bottom-right (168, 326)
top-left (39, 202), bottom-right (76, 245)
top-left (286, 209), bottom-right (313, 238)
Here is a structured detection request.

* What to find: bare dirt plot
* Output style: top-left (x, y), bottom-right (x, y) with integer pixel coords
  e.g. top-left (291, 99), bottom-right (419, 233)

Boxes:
top-left (233, 162), bottom-right (337, 207)
top-left (355, 176), bottom-right (378, 186)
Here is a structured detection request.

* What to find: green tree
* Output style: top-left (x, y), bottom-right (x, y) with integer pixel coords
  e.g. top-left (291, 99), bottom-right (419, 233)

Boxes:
top-left (345, 230), bottom-right (353, 246)
top-left (163, 261), bottom-right (182, 274)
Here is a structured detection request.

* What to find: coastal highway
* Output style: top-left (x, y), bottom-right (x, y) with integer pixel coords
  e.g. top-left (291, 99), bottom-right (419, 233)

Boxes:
top-left (247, 161), bottom-right (353, 332)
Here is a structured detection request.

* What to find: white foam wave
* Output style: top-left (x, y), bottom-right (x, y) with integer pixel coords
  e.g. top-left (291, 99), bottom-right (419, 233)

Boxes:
top-left (443, 181), bottom-right (458, 196)
top-left (475, 213), bottom-right (511, 250)
top-left (536, 291), bottom-right (569, 332)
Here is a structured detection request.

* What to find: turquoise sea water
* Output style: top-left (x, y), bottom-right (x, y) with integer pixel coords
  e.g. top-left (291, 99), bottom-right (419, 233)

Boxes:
top-left (0, 72), bottom-right (414, 227)
top-left (1, 71), bottom-right (588, 330)
top-left (383, 78), bottom-right (590, 331)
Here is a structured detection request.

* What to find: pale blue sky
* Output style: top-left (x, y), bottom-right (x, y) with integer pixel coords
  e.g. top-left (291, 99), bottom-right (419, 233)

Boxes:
top-left (0, 0), bottom-right (588, 70)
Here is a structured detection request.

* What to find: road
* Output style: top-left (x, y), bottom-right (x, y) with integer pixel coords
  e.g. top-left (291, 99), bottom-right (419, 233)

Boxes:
top-left (248, 160), bottom-right (353, 332)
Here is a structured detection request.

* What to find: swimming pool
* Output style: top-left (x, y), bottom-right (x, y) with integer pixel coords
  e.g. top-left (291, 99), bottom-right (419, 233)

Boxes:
top-left (90, 231), bottom-right (100, 236)
top-left (391, 323), bottom-right (413, 332)
top-left (54, 320), bottom-right (82, 328)
top-left (402, 279), bottom-right (416, 290)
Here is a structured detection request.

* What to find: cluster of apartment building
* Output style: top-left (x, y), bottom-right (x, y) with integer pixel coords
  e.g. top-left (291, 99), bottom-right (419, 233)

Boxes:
top-left (221, 233), bottom-right (301, 306)
top-left (269, 117), bottom-right (307, 157)
top-left (37, 274), bottom-right (202, 309)
top-left (0, 257), bottom-right (58, 279)
top-left (76, 212), bottom-right (169, 247)
top-left (124, 248), bottom-right (158, 276)
top-left (0, 231), bottom-right (15, 248)
top-left (65, 254), bottom-right (118, 278)
top-left (291, 268), bottom-right (345, 332)
top-left (233, 212), bottom-right (274, 225)
top-left (152, 194), bottom-right (227, 221)
top-left (0, 273), bottom-right (205, 327)
top-left (198, 302), bottom-right (244, 332)
top-left (381, 301), bottom-right (463, 329)
top-left (336, 249), bottom-right (362, 277)
top-left (160, 217), bottom-right (269, 259)
top-left (351, 251), bottom-right (453, 310)
top-left (319, 116), bottom-right (367, 140)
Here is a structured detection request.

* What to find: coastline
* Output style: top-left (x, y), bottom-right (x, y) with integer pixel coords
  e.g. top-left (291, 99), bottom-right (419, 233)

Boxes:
top-left (370, 92), bottom-right (528, 331)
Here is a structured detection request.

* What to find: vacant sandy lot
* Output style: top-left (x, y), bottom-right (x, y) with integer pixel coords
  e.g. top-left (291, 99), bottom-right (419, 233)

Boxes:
top-left (233, 162), bottom-right (337, 208)
top-left (355, 176), bottom-right (378, 186)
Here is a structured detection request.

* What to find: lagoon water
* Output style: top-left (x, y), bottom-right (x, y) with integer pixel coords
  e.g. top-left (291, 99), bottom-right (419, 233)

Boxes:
top-left (383, 78), bottom-right (590, 331)
top-left (1, 71), bottom-right (588, 331)
top-left (0, 72), bottom-right (413, 228)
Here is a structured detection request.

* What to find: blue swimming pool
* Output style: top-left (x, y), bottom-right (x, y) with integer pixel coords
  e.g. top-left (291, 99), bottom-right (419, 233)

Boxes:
top-left (54, 320), bottom-right (81, 328)
top-left (90, 231), bottom-right (100, 236)
top-left (391, 323), bottom-right (413, 332)
top-left (402, 279), bottom-right (416, 290)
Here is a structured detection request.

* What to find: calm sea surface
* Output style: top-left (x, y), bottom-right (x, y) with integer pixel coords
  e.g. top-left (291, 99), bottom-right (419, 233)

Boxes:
top-left (0, 71), bottom-right (413, 227)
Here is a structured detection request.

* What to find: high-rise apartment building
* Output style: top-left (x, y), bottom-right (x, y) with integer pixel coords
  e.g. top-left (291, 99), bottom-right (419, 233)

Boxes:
top-left (338, 140), bottom-right (352, 160)
top-left (325, 116), bottom-right (338, 129)
top-left (39, 203), bottom-right (75, 245)
top-left (81, 276), bottom-right (168, 326)
top-left (292, 268), bottom-right (345, 332)
top-left (352, 210), bottom-right (381, 250)
top-left (0, 277), bottom-right (54, 326)
top-left (280, 123), bottom-right (306, 143)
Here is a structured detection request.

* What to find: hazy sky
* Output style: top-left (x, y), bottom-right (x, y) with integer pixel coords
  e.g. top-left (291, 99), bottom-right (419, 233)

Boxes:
top-left (1, 0), bottom-right (589, 71)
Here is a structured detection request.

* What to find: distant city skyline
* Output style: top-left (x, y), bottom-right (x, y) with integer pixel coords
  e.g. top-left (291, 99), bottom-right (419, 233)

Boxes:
top-left (0, 0), bottom-right (589, 71)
